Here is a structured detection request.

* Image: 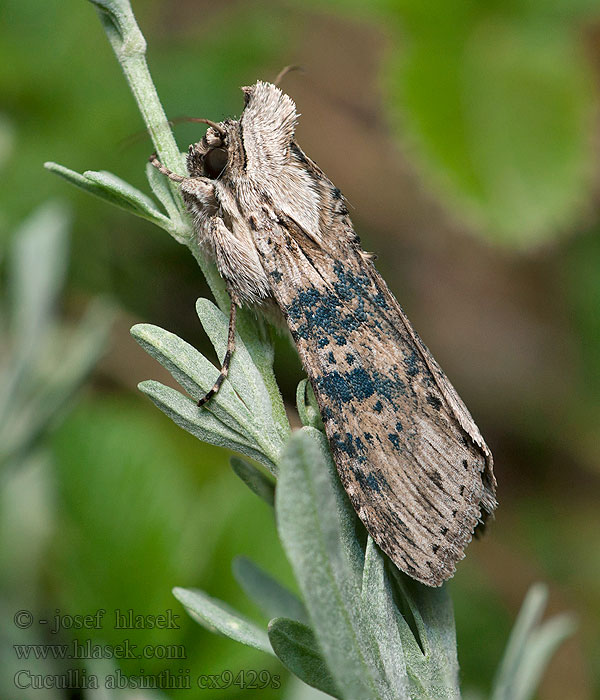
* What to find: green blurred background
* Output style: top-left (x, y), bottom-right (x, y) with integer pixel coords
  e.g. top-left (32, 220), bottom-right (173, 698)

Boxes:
top-left (1, 0), bottom-right (599, 698)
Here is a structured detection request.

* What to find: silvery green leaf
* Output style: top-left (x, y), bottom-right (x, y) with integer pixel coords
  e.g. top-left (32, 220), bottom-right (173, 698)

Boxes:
top-left (276, 428), bottom-right (392, 700)
top-left (361, 538), bottom-right (411, 696)
top-left (44, 162), bottom-right (176, 233)
top-left (233, 556), bottom-right (308, 624)
top-left (491, 583), bottom-right (575, 700)
top-left (131, 321), bottom-right (281, 469)
top-left (131, 323), bottom-right (255, 437)
top-left (230, 456), bottom-right (275, 506)
top-left (138, 380), bottom-right (275, 471)
top-left (173, 587), bottom-right (273, 655)
top-left (268, 618), bottom-right (339, 698)
top-left (390, 571), bottom-right (460, 699)
top-left (196, 297), bottom-right (289, 446)
top-left (196, 298), bottom-right (288, 462)
top-left (296, 379), bottom-right (324, 431)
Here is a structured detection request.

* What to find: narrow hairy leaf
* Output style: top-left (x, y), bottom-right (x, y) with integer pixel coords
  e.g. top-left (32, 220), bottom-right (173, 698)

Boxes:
top-left (138, 380), bottom-right (275, 471)
top-left (196, 299), bottom-right (289, 445)
top-left (233, 556), bottom-right (308, 624)
top-left (173, 587), bottom-right (273, 655)
top-left (132, 323), bottom-right (256, 436)
top-left (276, 428), bottom-right (392, 700)
top-left (230, 456), bottom-right (275, 506)
top-left (268, 617), bottom-right (339, 698)
top-left (44, 163), bottom-right (174, 231)
top-left (390, 570), bottom-right (460, 699)
top-left (361, 538), bottom-right (411, 696)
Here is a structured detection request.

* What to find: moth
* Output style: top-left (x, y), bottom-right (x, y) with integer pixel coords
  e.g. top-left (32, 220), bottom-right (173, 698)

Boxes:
top-left (150, 80), bottom-right (497, 586)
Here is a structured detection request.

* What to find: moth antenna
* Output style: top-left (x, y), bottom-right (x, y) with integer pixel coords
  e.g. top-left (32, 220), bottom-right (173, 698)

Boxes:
top-left (181, 117), bottom-right (227, 139)
top-left (197, 294), bottom-right (238, 407)
top-left (273, 64), bottom-right (304, 87)
top-left (118, 120), bottom-right (175, 151)
top-left (148, 153), bottom-right (185, 183)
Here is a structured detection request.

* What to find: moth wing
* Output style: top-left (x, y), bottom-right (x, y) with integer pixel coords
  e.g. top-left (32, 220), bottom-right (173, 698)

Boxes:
top-left (253, 214), bottom-right (496, 586)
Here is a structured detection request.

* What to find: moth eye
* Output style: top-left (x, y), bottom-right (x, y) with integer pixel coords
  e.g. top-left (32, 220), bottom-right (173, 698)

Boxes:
top-left (203, 147), bottom-right (228, 179)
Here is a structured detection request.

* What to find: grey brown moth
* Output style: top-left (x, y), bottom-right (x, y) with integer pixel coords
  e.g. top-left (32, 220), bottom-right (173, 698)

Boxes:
top-left (150, 80), bottom-right (497, 587)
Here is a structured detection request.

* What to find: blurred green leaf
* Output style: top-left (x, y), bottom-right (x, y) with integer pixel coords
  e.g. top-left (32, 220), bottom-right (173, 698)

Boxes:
top-left (233, 556), bottom-right (308, 624)
top-left (7, 200), bottom-right (69, 358)
top-left (173, 586), bottom-right (274, 655)
top-left (268, 617), bottom-right (339, 697)
top-left (384, 11), bottom-right (596, 246)
top-left (491, 583), bottom-right (576, 700)
top-left (0, 202), bottom-right (113, 473)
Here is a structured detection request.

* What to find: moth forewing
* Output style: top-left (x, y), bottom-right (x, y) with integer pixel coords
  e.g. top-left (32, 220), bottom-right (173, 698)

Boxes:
top-left (151, 80), bottom-right (497, 587)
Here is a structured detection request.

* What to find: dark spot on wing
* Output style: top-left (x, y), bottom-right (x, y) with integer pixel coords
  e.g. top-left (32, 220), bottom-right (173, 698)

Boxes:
top-left (388, 433), bottom-right (401, 450)
top-left (345, 353), bottom-right (355, 365)
top-left (426, 394), bottom-right (442, 411)
top-left (331, 432), bottom-right (356, 457)
top-left (404, 349), bottom-right (421, 377)
top-left (328, 351), bottom-right (336, 364)
top-left (373, 400), bottom-right (383, 413)
top-left (429, 469), bottom-right (443, 489)
top-left (269, 269), bottom-right (283, 282)
top-left (365, 473), bottom-right (380, 492)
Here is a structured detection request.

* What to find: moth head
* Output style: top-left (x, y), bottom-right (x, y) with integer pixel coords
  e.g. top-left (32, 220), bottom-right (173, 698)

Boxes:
top-left (185, 81), bottom-right (298, 182)
top-left (185, 118), bottom-right (245, 180)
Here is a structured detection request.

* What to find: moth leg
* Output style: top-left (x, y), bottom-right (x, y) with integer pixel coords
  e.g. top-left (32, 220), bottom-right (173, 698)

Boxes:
top-left (148, 153), bottom-right (185, 183)
top-left (197, 290), bottom-right (239, 407)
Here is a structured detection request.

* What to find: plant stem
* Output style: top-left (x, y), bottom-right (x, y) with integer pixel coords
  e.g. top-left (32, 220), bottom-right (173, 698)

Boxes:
top-left (88, 0), bottom-right (228, 311)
